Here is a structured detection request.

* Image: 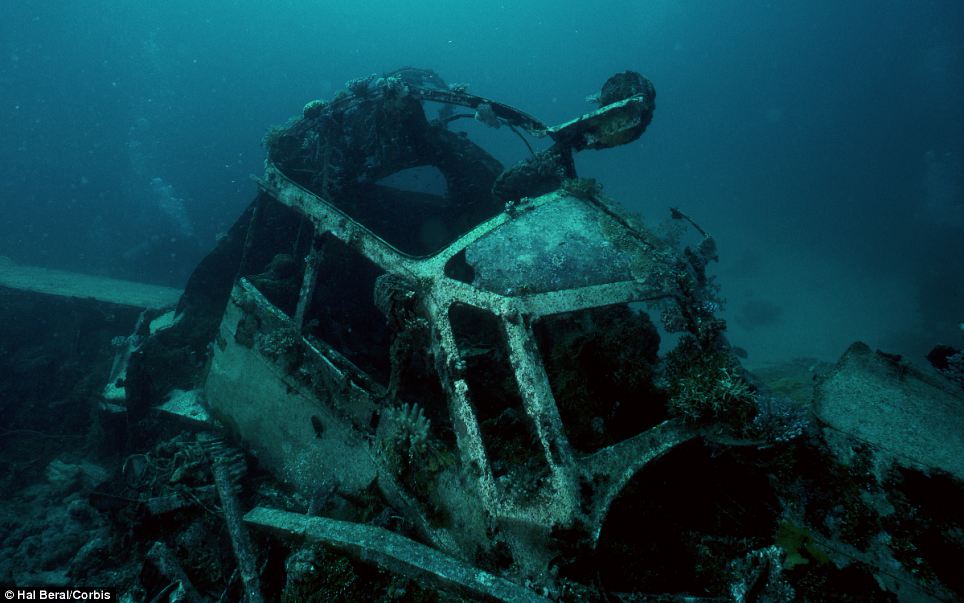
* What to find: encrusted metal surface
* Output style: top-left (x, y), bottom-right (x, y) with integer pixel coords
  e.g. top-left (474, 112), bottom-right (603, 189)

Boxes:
top-left (215, 164), bottom-right (707, 569)
top-left (204, 68), bottom-right (725, 589)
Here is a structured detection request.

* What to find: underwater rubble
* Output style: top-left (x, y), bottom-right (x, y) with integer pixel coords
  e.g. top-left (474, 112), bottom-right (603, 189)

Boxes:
top-left (1, 68), bottom-right (962, 601)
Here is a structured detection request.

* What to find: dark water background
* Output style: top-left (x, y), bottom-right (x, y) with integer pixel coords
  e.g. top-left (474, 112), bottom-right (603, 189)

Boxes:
top-left (1, 0), bottom-right (961, 365)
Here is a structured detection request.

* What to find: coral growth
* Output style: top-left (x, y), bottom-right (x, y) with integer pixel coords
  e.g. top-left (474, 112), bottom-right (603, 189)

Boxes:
top-left (664, 343), bottom-right (756, 427)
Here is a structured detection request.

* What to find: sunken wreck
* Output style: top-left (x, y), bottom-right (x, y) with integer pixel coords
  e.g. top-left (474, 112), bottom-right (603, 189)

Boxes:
top-left (2, 68), bottom-right (962, 601)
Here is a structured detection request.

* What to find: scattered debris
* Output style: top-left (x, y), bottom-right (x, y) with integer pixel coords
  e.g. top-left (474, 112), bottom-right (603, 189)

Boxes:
top-left (815, 341), bottom-right (964, 480)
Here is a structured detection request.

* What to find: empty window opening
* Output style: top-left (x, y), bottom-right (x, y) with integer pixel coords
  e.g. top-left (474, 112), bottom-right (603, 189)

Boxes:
top-left (394, 327), bottom-right (457, 452)
top-left (272, 98), bottom-right (506, 257)
top-left (241, 196), bottom-right (311, 317)
top-left (590, 441), bottom-right (779, 595)
top-left (376, 165), bottom-right (448, 197)
top-left (449, 303), bottom-right (551, 487)
top-left (533, 304), bottom-right (668, 452)
top-left (302, 233), bottom-right (391, 383)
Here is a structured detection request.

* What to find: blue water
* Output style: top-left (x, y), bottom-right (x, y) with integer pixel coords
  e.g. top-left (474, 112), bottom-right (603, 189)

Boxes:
top-left (1, 0), bottom-right (961, 364)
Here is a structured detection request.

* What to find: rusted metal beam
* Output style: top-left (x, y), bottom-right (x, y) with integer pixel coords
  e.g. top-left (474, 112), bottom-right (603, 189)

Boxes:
top-left (244, 507), bottom-right (551, 603)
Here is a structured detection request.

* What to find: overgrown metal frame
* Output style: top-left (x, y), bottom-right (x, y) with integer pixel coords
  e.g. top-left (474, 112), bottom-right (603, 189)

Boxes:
top-left (255, 163), bottom-right (702, 545)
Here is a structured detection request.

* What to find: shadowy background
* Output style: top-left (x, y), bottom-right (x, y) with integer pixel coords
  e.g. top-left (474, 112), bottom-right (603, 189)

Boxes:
top-left (1, 0), bottom-right (961, 365)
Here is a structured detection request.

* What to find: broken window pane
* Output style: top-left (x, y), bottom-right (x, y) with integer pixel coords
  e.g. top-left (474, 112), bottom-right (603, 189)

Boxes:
top-left (442, 249), bottom-right (475, 284)
top-left (463, 195), bottom-right (639, 295)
